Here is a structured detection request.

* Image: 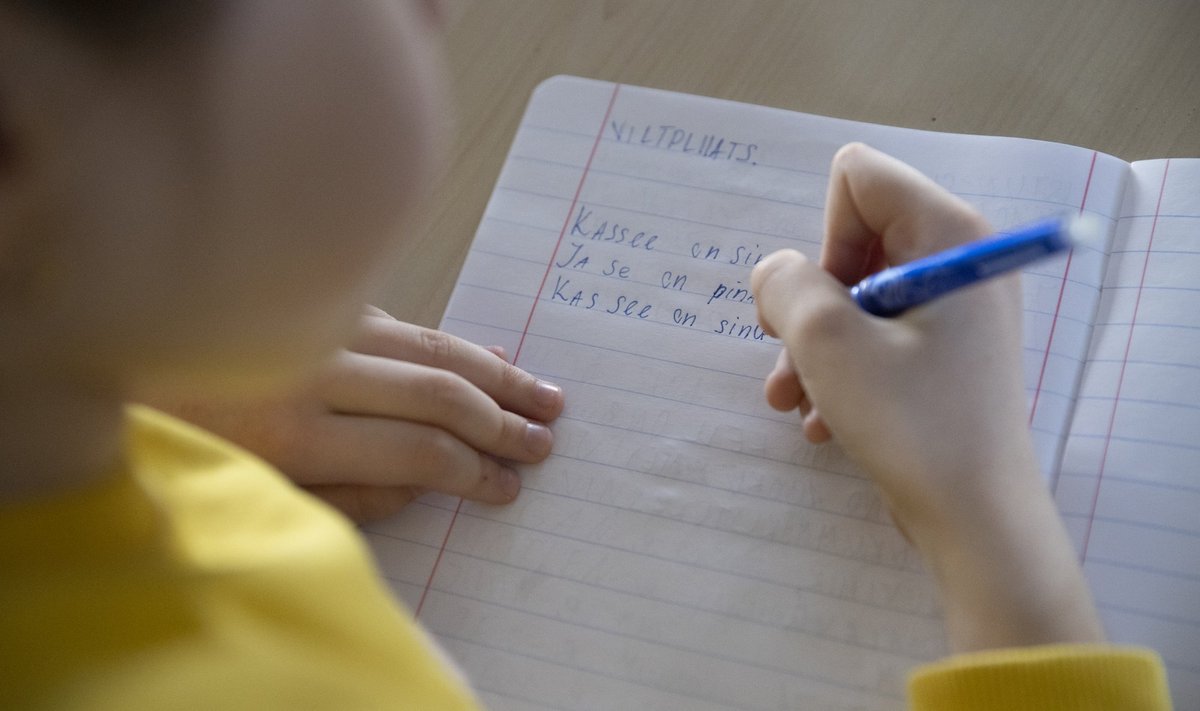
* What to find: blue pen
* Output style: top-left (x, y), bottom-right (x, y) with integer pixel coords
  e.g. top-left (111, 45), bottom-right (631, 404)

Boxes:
top-left (850, 214), bottom-right (1102, 317)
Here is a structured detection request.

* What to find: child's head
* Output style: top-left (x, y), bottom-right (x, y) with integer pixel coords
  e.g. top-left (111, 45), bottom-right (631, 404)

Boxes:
top-left (0, 1), bottom-right (448, 395)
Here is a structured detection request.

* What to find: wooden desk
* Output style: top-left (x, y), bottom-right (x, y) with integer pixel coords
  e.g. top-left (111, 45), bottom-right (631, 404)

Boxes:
top-left (379, 0), bottom-right (1199, 326)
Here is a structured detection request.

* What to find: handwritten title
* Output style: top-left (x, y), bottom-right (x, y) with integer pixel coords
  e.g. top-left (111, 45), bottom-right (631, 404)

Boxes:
top-left (609, 120), bottom-right (758, 164)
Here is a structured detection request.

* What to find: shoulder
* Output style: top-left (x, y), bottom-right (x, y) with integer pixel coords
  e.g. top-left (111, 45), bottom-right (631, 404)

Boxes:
top-left (0, 405), bottom-right (483, 710)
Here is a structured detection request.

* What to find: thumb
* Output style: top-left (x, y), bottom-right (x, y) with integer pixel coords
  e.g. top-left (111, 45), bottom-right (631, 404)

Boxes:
top-left (751, 249), bottom-right (875, 366)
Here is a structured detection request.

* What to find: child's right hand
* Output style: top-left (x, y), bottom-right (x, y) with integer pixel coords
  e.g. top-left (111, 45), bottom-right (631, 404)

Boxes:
top-left (751, 143), bottom-right (1103, 652)
top-left (752, 142), bottom-right (1031, 553)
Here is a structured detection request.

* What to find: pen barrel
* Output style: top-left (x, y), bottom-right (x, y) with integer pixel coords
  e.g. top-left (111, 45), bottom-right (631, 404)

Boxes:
top-left (851, 217), bottom-right (1072, 317)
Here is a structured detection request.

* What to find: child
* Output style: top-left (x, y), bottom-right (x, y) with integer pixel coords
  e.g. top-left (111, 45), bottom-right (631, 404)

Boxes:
top-left (0, 1), bottom-right (1171, 709)
top-left (1, 2), bottom-right (555, 708)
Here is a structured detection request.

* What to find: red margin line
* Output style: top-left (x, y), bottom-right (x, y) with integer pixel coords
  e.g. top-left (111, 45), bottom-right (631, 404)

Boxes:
top-left (414, 82), bottom-right (622, 618)
top-left (414, 497), bottom-right (463, 618)
top-left (512, 83), bottom-right (623, 365)
top-left (1030, 150), bottom-right (1097, 431)
top-left (1079, 159), bottom-right (1171, 562)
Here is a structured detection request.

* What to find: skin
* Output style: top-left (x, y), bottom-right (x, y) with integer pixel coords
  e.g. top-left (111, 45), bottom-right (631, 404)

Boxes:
top-left (752, 143), bottom-right (1103, 652)
top-left (0, 0), bottom-right (560, 515)
top-left (0, 0), bottom-right (1095, 669)
top-left (147, 310), bottom-right (564, 521)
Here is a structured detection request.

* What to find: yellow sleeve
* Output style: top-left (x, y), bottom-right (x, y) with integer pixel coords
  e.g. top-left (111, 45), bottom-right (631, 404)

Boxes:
top-left (0, 406), bottom-right (483, 710)
top-left (908, 644), bottom-right (1172, 711)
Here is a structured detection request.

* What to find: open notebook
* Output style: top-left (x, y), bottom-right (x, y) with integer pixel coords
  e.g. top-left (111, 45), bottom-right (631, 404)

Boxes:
top-left (365, 76), bottom-right (1199, 710)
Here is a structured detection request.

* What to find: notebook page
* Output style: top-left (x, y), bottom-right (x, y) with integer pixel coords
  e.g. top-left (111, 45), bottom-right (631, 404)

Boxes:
top-left (1056, 158), bottom-right (1200, 710)
top-left (365, 77), bottom-right (1125, 710)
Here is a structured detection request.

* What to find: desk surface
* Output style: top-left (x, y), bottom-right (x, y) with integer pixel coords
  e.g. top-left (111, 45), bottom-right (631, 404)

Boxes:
top-left (379, 0), bottom-right (1200, 326)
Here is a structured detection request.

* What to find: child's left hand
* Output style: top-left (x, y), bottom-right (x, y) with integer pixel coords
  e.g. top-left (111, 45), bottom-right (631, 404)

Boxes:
top-left (147, 309), bottom-right (564, 522)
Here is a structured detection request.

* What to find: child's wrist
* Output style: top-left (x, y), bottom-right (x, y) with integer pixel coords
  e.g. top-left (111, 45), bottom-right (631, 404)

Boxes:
top-left (883, 436), bottom-right (1043, 557)
top-left (906, 471), bottom-right (1104, 652)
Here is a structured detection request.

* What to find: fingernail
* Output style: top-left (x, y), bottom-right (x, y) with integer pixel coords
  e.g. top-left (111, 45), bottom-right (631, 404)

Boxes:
top-left (533, 380), bottom-right (563, 409)
top-left (500, 466), bottom-right (521, 501)
top-left (524, 421), bottom-right (553, 456)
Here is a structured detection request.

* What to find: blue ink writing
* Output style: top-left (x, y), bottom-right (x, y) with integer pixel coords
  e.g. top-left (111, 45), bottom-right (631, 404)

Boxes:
top-left (707, 281), bottom-right (754, 306)
top-left (729, 244), bottom-right (767, 266)
top-left (606, 295), bottom-right (652, 319)
top-left (603, 259), bottom-right (631, 279)
top-left (551, 275), bottom-right (651, 319)
top-left (661, 271), bottom-right (688, 290)
top-left (609, 120), bottom-right (758, 164)
top-left (691, 242), bottom-right (722, 261)
top-left (555, 242), bottom-right (589, 269)
top-left (551, 275), bottom-right (599, 309)
top-left (570, 204), bottom-right (657, 250)
top-left (714, 315), bottom-right (767, 341)
top-left (672, 308), bottom-right (698, 327)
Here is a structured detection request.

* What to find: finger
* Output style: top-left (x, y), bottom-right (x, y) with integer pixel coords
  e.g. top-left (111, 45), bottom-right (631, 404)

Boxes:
top-left (752, 249), bottom-right (875, 360)
top-left (315, 351), bottom-right (554, 463)
top-left (282, 413), bottom-right (523, 504)
top-left (364, 304), bottom-right (396, 319)
top-left (764, 348), bottom-right (804, 411)
top-left (803, 409), bottom-right (833, 443)
top-left (485, 345), bottom-right (508, 361)
top-left (761, 323), bottom-right (821, 419)
top-left (304, 484), bottom-right (422, 523)
top-left (349, 318), bottom-right (564, 422)
top-left (821, 142), bottom-right (991, 284)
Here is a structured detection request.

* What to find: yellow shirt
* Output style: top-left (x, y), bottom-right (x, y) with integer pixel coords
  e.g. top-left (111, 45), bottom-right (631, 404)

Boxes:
top-left (910, 643), bottom-right (1172, 710)
top-left (0, 407), bottom-right (1173, 709)
top-left (0, 405), bottom-right (481, 710)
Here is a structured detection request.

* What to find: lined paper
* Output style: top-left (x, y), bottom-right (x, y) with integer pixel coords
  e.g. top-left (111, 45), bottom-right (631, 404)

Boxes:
top-left (362, 77), bottom-right (1192, 709)
top-left (1056, 159), bottom-right (1200, 707)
